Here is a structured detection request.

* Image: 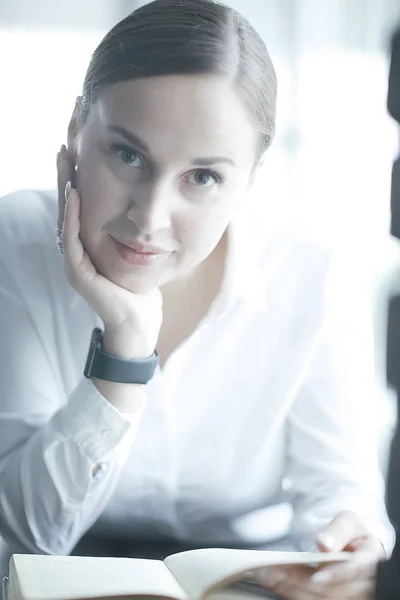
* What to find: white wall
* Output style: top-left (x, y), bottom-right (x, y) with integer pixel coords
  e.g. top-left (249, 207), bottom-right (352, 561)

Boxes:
top-left (0, 0), bottom-right (123, 28)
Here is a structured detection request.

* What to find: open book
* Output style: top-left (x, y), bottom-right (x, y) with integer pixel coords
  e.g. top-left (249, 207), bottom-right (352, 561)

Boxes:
top-left (3, 548), bottom-right (350, 600)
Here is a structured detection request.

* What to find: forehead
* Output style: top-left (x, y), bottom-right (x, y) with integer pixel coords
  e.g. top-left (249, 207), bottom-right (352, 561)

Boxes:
top-left (91, 74), bottom-right (258, 161)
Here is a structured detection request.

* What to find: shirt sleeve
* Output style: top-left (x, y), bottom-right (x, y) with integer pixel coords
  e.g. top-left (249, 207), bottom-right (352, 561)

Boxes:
top-left (0, 257), bottom-right (139, 555)
top-left (287, 251), bottom-right (395, 556)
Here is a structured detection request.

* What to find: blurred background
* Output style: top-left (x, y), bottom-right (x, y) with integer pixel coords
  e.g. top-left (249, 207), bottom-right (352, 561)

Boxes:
top-left (1, 0), bottom-right (400, 237)
top-left (1, 0), bottom-right (400, 546)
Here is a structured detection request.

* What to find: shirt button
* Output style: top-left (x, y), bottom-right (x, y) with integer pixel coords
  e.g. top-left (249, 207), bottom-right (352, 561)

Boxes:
top-left (93, 462), bottom-right (109, 482)
top-left (102, 429), bottom-right (114, 441)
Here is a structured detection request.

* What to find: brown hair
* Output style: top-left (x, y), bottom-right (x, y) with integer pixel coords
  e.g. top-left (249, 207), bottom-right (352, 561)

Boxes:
top-left (81, 0), bottom-right (277, 156)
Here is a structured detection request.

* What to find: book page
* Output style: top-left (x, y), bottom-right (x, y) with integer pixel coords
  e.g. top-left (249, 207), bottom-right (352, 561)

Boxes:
top-left (9, 554), bottom-right (187, 600)
top-left (165, 548), bottom-right (349, 600)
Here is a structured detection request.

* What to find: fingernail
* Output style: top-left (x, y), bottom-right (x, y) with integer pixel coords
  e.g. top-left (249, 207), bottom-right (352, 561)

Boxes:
top-left (65, 181), bottom-right (71, 201)
top-left (310, 570), bottom-right (332, 586)
top-left (318, 535), bottom-right (335, 550)
top-left (57, 145), bottom-right (68, 166)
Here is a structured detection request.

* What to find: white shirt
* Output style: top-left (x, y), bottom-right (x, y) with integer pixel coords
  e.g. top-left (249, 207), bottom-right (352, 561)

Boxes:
top-left (0, 190), bottom-right (394, 560)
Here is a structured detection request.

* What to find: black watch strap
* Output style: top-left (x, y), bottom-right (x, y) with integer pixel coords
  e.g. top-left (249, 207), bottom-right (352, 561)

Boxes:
top-left (84, 328), bottom-right (158, 385)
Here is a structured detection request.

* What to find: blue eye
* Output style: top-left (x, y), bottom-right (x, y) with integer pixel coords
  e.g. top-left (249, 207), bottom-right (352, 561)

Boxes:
top-left (111, 144), bottom-right (144, 168)
top-left (185, 169), bottom-right (222, 187)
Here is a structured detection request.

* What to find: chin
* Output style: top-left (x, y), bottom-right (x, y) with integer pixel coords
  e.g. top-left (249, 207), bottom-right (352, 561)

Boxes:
top-left (103, 264), bottom-right (165, 295)
top-left (93, 244), bottom-right (171, 294)
top-left (123, 277), bottom-right (160, 295)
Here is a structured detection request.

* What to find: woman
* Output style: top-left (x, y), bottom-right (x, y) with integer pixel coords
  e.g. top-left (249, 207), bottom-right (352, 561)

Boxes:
top-left (0, 0), bottom-right (393, 598)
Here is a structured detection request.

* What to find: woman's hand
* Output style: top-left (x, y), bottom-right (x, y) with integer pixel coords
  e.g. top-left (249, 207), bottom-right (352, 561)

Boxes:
top-left (56, 145), bottom-right (163, 360)
top-left (257, 511), bottom-right (385, 600)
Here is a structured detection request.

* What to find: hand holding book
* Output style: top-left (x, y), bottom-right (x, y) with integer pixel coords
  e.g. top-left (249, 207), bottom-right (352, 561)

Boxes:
top-left (255, 511), bottom-right (384, 600)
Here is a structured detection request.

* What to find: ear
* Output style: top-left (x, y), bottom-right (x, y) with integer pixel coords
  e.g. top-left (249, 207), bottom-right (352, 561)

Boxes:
top-left (67, 96), bottom-right (84, 161)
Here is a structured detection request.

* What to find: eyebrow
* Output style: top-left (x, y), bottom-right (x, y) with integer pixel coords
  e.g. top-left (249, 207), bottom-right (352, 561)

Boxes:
top-left (107, 125), bottom-right (236, 167)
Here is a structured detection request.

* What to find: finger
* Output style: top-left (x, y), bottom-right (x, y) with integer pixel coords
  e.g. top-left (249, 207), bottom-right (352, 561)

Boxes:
top-left (278, 579), bottom-right (374, 600)
top-left (257, 565), bottom-right (315, 590)
top-left (257, 566), bottom-right (289, 588)
top-left (317, 511), bottom-right (368, 552)
top-left (346, 535), bottom-right (385, 557)
top-left (260, 561), bottom-right (375, 600)
top-left (56, 146), bottom-right (75, 229)
top-left (317, 577), bottom-right (374, 600)
top-left (258, 566), bottom-right (320, 600)
top-left (57, 146), bottom-right (68, 229)
top-left (279, 567), bottom-right (374, 600)
top-left (270, 576), bottom-right (321, 600)
top-left (310, 555), bottom-right (377, 586)
top-left (62, 185), bottom-right (85, 274)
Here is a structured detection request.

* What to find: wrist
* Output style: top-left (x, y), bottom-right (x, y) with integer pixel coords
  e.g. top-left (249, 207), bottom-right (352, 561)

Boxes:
top-left (102, 325), bottom-right (156, 360)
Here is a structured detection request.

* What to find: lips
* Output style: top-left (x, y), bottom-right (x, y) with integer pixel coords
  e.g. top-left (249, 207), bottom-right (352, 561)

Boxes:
top-left (117, 238), bottom-right (167, 255)
top-left (110, 235), bottom-right (171, 267)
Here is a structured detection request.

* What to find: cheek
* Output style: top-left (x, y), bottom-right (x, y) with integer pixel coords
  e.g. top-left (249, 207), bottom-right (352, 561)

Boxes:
top-left (76, 146), bottom-right (122, 243)
top-left (77, 145), bottom-right (110, 207)
top-left (177, 203), bottom-right (233, 259)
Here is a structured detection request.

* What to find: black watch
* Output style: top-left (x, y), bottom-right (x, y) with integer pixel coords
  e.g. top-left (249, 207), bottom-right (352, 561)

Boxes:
top-left (84, 328), bottom-right (159, 384)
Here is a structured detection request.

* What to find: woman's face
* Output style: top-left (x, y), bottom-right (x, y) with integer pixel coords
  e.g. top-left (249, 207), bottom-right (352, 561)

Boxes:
top-left (71, 74), bottom-right (259, 294)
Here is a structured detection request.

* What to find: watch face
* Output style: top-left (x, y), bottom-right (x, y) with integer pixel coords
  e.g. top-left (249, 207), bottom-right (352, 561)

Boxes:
top-left (83, 328), bottom-right (102, 379)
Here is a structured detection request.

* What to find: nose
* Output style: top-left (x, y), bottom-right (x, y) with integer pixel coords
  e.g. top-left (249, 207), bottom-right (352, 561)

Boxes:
top-left (126, 179), bottom-right (172, 236)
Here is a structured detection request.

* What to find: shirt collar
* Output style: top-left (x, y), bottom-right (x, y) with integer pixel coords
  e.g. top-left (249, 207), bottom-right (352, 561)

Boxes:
top-left (210, 215), bottom-right (269, 319)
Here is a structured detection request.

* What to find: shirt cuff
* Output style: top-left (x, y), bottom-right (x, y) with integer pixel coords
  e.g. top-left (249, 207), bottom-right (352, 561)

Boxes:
top-left (361, 516), bottom-right (396, 559)
top-left (54, 376), bottom-right (133, 464)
